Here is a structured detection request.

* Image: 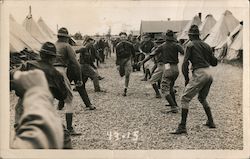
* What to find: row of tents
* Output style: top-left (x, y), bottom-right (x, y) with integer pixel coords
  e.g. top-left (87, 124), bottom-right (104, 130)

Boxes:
top-left (10, 14), bottom-right (56, 53)
top-left (10, 10), bottom-right (77, 68)
top-left (10, 9), bottom-right (242, 68)
top-left (177, 10), bottom-right (243, 61)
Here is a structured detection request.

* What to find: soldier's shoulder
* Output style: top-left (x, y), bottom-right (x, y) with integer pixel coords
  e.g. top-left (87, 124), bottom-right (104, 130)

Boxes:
top-left (186, 41), bottom-right (194, 48)
top-left (116, 41), bottom-right (123, 47)
top-left (202, 41), bottom-right (212, 48)
top-left (124, 41), bottom-right (133, 45)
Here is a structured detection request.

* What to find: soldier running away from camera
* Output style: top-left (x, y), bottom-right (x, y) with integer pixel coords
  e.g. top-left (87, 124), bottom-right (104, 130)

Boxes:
top-left (139, 33), bottom-right (155, 81)
top-left (116, 32), bottom-right (135, 96)
top-left (53, 27), bottom-right (83, 135)
top-left (139, 30), bottom-right (184, 113)
top-left (171, 25), bottom-right (218, 135)
top-left (75, 36), bottom-right (106, 93)
top-left (10, 42), bottom-right (73, 148)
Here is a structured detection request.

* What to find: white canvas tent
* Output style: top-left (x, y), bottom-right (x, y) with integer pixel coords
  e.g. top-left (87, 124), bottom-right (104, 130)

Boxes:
top-left (37, 17), bottom-right (57, 42)
top-left (177, 15), bottom-right (202, 40)
top-left (199, 14), bottom-right (216, 40)
top-left (22, 9), bottom-right (52, 44)
top-left (204, 10), bottom-right (239, 48)
top-left (10, 14), bottom-right (41, 53)
top-left (215, 23), bottom-right (243, 61)
top-left (37, 16), bottom-right (77, 46)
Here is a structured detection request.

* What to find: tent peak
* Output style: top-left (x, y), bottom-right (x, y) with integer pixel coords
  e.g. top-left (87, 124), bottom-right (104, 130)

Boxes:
top-left (205, 14), bottom-right (213, 18)
top-left (223, 10), bottom-right (232, 16)
top-left (38, 17), bottom-right (44, 21)
top-left (25, 5), bottom-right (32, 19)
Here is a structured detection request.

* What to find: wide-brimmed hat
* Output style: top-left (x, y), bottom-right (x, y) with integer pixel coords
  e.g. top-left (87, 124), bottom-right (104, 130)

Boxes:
top-left (57, 27), bottom-right (70, 38)
top-left (188, 25), bottom-right (200, 35)
top-left (85, 36), bottom-right (94, 42)
top-left (165, 30), bottom-right (175, 41)
top-left (142, 33), bottom-right (151, 38)
top-left (39, 42), bottom-right (57, 57)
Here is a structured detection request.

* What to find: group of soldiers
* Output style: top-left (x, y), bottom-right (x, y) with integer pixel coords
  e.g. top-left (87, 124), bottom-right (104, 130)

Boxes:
top-left (10, 24), bottom-right (218, 149)
top-left (113, 25), bottom-right (218, 135)
top-left (10, 27), bottom-right (112, 148)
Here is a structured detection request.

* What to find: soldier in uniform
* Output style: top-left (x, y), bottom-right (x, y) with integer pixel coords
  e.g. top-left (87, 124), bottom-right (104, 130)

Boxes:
top-left (139, 30), bottom-right (184, 113)
top-left (139, 34), bottom-right (155, 81)
top-left (148, 38), bottom-right (165, 98)
top-left (53, 27), bottom-right (82, 135)
top-left (171, 25), bottom-right (217, 134)
top-left (11, 69), bottom-right (64, 149)
top-left (116, 32), bottom-right (135, 96)
top-left (10, 42), bottom-right (72, 148)
top-left (76, 37), bottom-right (106, 93)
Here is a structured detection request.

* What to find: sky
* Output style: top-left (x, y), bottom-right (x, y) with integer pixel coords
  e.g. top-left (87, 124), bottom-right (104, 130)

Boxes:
top-left (5, 0), bottom-right (248, 35)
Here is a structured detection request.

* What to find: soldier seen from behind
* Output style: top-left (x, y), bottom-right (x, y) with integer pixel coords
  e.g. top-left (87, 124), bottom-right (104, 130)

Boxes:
top-left (171, 25), bottom-right (217, 135)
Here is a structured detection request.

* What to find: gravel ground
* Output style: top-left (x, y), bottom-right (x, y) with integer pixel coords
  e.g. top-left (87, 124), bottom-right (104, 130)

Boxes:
top-left (9, 53), bottom-right (243, 150)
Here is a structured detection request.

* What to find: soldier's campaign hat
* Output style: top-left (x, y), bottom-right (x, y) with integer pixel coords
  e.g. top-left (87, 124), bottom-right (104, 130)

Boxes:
top-left (40, 42), bottom-right (57, 57)
top-left (142, 33), bottom-right (151, 38)
top-left (188, 25), bottom-right (200, 35)
top-left (119, 32), bottom-right (127, 36)
top-left (57, 27), bottom-right (70, 38)
top-left (165, 30), bottom-right (175, 41)
top-left (85, 36), bottom-right (94, 42)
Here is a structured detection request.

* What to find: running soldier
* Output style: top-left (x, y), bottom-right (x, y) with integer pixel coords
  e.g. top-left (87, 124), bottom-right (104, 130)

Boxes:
top-left (76, 36), bottom-right (106, 93)
top-left (171, 25), bottom-right (217, 134)
top-left (95, 37), bottom-right (106, 65)
top-left (116, 32), bottom-right (135, 96)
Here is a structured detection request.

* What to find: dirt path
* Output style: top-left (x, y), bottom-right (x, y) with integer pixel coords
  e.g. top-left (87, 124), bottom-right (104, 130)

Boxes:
top-left (10, 54), bottom-right (243, 149)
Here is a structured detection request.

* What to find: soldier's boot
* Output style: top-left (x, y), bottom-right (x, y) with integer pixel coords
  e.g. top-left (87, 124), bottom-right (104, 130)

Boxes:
top-left (148, 70), bottom-right (152, 79)
top-left (165, 94), bottom-right (178, 113)
top-left (170, 90), bottom-right (178, 106)
top-left (98, 76), bottom-right (104, 80)
top-left (157, 81), bottom-right (161, 89)
top-left (66, 113), bottom-right (82, 136)
top-left (199, 98), bottom-right (216, 128)
top-left (152, 83), bottom-right (161, 98)
top-left (75, 86), bottom-right (95, 110)
top-left (203, 105), bottom-right (216, 128)
top-left (122, 88), bottom-right (127, 96)
top-left (58, 101), bottom-right (65, 110)
top-left (141, 69), bottom-right (150, 81)
top-left (63, 125), bottom-right (72, 149)
top-left (171, 108), bottom-right (188, 134)
top-left (87, 105), bottom-right (96, 110)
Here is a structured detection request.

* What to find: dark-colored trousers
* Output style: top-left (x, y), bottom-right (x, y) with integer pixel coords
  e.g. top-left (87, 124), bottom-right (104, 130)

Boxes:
top-left (66, 66), bottom-right (92, 107)
top-left (81, 64), bottom-right (101, 91)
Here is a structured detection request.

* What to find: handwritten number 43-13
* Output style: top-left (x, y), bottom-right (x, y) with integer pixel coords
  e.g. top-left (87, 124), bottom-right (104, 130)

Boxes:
top-left (107, 131), bottom-right (139, 141)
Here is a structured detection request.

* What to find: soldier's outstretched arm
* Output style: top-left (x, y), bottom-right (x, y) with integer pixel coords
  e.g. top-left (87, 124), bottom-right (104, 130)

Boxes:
top-left (12, 70), bottom-right (64, 149)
